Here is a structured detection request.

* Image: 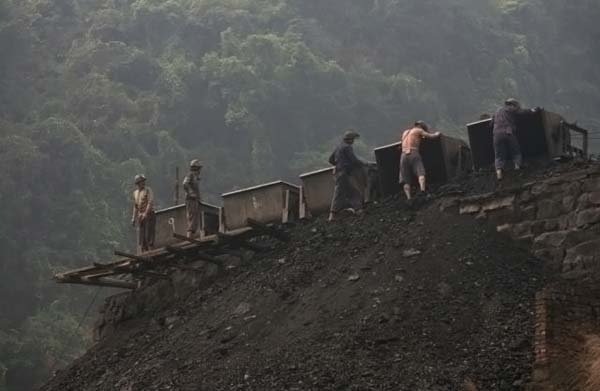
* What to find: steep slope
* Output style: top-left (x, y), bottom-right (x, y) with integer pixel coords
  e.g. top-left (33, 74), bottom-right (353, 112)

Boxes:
top-left (42, 198), bottom-right (545, 391)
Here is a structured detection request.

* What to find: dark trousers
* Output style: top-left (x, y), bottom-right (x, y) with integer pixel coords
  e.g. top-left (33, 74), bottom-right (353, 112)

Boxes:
top-left (138, 211), bottom-right (155, 252)
top-left (330, 171), bottom-right (363, 213)
top-left (493, 132), bottom-right (522, 170)
top-left (186, 198), bottom-right (200, 234)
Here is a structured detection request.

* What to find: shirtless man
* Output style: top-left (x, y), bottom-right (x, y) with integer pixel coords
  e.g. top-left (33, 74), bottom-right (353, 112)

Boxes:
top-left (399, 121), bottom-right (441, 200)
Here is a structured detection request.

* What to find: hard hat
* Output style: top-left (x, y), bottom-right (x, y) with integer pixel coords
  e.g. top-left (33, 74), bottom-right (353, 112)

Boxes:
top-left (414, 120), bottom-right (429, 131)
top-left (189, 159), bottom-right (203, 169)
top-left (505, 98), bottom-right (520, 108)
top-left (343, 130), bottom-right (360, 140)
top-left (134, 174), bottom-right (146, 184)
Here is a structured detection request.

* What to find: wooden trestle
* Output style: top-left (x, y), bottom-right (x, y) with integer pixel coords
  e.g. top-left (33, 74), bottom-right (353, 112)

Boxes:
top-left (54, 224), bottom-right (285, 290)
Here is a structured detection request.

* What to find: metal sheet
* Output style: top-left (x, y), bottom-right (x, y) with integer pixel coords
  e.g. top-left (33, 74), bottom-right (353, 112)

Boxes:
top-left (153, 202), bottom-right (221, 250)
top-left (222, 181), bottom-right (300, 231)
top-left (300, 167), bottom-right (335, 217)
top-left (374, 142), bottom-right (402, 197)
top-left (467, 119), bottom-right (494, 170)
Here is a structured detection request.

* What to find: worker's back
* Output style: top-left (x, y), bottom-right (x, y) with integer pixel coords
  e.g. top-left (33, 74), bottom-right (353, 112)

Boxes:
top-left (402, 127), bottom-right (423, 153)
top-left (492, 105), bottom-right (520, 135)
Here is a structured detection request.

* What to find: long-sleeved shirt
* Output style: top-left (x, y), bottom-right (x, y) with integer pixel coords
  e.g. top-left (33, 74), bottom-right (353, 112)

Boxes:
top-left (183, 173), bottom-right (200, 200)
top-left (492, 105), bottom-right (530, 136)
top-left (329, 142), bottom-right (363, 174)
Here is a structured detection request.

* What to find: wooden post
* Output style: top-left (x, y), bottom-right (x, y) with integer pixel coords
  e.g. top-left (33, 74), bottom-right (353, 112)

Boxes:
top-left (175, 166), bottom-right (180, 205)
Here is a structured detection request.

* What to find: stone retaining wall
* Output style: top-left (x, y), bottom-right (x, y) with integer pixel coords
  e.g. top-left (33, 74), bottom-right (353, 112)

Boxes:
top-left (442, 165), bottom-right (600, 275)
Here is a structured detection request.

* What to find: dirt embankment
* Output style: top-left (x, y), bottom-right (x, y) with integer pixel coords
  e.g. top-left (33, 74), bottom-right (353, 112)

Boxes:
top-left (42, 190), bottom-right (546, 390)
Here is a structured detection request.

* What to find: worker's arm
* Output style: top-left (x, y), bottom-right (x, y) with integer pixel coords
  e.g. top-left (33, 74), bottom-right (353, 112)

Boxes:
top-left (131, 192), bottom-right (137, 226)
top-left (183, 176), bottom-right (196, 198)
top-left (328, 150), bottom-right (336, 166)
top-left (517, 106), bottom-right (541, 116)
top-left (420, 129), bottom-right (441, 139)
top-left (145, 188), bottom-right (154, 214)
top-left (345, 145), bottom-right (365, 168)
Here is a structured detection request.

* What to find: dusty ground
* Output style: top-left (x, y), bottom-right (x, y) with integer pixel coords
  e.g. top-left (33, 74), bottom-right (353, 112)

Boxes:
top-left (42, 174), bottom-right (551, 391)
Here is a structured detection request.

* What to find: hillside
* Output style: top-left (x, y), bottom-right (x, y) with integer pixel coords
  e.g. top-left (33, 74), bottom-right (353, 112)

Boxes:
top-left (2, 0), bottom-right (600, 388)
top-left (42, 195), bottom-right (546, 390)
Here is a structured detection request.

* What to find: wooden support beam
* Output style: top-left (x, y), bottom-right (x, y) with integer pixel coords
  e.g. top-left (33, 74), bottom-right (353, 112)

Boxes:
top-left (114, 250), bottom-right (149, 262)
top-left (57, 276), bottom-right (138, 290)
top-left (247, 218), bottom-right (290, 242)
top-left (79, 270), bottom-right (123, 279)
top-left (173, 233), bottom-right (218, 247)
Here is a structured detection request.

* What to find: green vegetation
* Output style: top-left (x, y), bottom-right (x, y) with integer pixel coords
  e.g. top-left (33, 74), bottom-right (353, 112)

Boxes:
top-left (0, 0), bottom-right (598, 388)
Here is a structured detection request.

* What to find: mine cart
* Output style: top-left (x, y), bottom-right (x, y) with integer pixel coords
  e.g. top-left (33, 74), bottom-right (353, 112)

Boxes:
top-left (152, 202), bottom-right (222, 250)
top-left (467, 110), bottom-right (589, 170)
top-left (222, 181), bottom-right (300, 231)
top-left (374, 135), bottom-right (472, 197)
top-left (299, 167), bottom-right (335, 218)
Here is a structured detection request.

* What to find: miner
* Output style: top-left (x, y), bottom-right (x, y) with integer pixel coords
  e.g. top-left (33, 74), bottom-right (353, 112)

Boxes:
top-left (183, 159), bottom-right (202, 237)
top-left (328, 130), bottom-right (366, 221)
top-left (491, 98), bottom-right (540, 180)
top-left (399, 120), bottom-right (441, 200)
top-left (131, 174), bottom-right (155, 252)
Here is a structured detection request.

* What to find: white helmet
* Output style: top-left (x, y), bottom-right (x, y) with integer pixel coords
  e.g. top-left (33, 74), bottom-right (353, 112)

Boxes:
top-left (134, 174), bottom-right (146, 184)
top-left (190, 159), bottom-right (203, 169)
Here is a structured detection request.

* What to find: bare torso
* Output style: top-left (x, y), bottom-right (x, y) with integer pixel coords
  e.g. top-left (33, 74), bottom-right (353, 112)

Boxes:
top-left (401, 127), bottom-right (424, 154)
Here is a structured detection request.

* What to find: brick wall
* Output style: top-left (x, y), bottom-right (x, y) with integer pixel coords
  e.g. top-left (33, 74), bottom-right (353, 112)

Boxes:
top-left (530, 284), bottom-right (600, 390)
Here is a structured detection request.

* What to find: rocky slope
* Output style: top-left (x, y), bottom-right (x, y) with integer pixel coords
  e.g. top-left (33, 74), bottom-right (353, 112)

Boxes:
top-left (42, 178), bottom-right (551, 390)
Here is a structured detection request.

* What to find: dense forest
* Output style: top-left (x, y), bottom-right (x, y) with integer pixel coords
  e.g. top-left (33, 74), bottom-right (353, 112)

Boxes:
top-left (1, 0), bottom-right (599, 389)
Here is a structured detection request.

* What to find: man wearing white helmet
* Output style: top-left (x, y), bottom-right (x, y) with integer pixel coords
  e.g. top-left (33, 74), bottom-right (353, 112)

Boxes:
top-left (131, 174), bottom-right (155, 252)
top-left (183, 159), bottom-right (202, 238)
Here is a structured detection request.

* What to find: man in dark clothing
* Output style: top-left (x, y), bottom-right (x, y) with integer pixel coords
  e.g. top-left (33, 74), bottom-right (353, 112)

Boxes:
top-left (183, 159), bottom-right (202, 237)
top-left (328, 130), bottom-right (365, 221)
top-left (491, 98), bottom-right (538, 180)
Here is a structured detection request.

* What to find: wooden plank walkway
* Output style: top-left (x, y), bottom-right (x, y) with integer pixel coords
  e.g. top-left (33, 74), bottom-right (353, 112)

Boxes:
top-left (54, 226), bottom-right (277, 290)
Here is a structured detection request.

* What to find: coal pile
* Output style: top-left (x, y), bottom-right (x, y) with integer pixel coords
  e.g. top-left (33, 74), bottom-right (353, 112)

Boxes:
top-left (41, 191), bottom-right (547, 391)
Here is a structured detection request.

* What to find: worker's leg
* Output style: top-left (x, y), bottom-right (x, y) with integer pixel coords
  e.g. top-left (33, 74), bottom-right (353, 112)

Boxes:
top-left (146, 211), bottom-right (156, 250)
top-left (186, 199), bottom-right (199, 237)
top-left (139, 218), bottom-right (149, 252)
top-left (403, 183), bottom-right (412, 200)
top-left (413, 153), bottom-right (427, 192)
top-left (329, 172), bottom-right (347, 221)
top-left (418, 176), bottom-right (426, 192)
top-left (494, 133), bottom-right (508, 180)
top-left (507, 134), bottom-right (523, 169)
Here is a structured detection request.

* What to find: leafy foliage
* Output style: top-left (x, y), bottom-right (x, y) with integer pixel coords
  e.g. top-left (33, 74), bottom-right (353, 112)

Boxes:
top-left (0, 0), bottom-right (599, 388)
